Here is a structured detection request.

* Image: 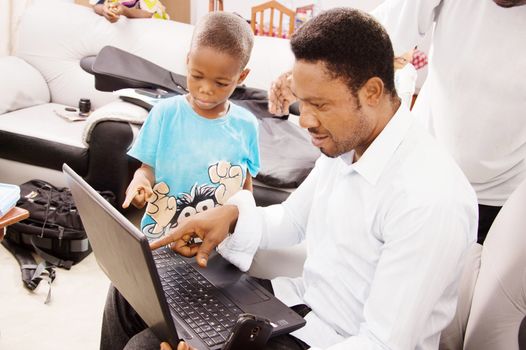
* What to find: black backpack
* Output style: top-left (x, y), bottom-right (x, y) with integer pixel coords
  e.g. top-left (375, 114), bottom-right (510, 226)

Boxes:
top-left (2, 180), bottom-right (115, 296)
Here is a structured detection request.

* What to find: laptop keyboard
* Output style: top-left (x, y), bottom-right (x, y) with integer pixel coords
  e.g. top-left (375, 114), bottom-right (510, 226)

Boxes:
top-left (153, 249), bottom-right (243, 347)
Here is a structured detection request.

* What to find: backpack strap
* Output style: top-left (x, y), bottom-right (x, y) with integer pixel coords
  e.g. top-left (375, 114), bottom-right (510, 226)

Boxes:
top-left (30, 236), bottom-right (73, 269)
top-left (1, 239), bottom-right (56, 303)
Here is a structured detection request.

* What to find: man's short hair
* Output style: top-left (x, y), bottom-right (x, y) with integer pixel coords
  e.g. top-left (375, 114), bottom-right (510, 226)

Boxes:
top-left (291, 8), bottom-right (396, 97)
top-left (191, 12), bottom-right (254, 70)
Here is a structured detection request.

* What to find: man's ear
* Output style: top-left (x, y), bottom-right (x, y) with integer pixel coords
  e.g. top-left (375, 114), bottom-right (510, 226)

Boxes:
top-left (360, 77), bottom-right (384, 106)
top-left (186, 52), bottom-right (190, 66)
top-left (237, 68), bottom-right (250, 84)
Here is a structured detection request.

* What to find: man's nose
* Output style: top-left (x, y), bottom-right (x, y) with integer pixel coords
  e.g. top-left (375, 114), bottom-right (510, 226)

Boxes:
top-left (298, 104), bottom-right (320, 129)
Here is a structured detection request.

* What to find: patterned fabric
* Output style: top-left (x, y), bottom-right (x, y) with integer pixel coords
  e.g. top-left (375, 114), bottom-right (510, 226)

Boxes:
top-left (411, 49), bottom-right (428, 70)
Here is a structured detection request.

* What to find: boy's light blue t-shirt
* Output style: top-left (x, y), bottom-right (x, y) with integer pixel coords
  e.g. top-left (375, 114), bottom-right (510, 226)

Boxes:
top-left (128, 95), bottom-right (260, 239)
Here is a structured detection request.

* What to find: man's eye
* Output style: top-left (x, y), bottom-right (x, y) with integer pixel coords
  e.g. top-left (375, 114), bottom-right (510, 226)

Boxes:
top-left (191, 75), bottom-right (202, 80)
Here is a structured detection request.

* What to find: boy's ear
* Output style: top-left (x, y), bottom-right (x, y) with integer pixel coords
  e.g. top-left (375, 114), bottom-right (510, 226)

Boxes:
top-left (237, 68), bottom-right (250, 84)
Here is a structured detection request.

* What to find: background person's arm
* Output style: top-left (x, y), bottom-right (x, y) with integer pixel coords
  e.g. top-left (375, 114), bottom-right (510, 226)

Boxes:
top-left (371, 0), bottom-right (443, 55)
top-left (120, 5), bottom-right (154, 19)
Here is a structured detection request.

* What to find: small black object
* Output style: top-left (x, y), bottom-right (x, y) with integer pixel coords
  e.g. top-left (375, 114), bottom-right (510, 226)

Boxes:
top-left (223, 313), bottom-right (272, 350)
top-left (65, 107), bottom-right (77, 112)
top-left (78, 98), bottom-right (91, 116)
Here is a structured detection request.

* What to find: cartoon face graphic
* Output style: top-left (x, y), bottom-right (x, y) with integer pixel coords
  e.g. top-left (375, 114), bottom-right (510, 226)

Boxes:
top-left (174, 184), bottom-right (217, 225)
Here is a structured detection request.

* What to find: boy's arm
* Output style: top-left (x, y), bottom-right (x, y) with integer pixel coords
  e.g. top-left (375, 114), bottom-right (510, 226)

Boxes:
top-left (242, 173), bottom-right (253, 191)
top-left (118, 5), bottom-right (154, 19)
top-left (122, 163), bottom-right (155, 209)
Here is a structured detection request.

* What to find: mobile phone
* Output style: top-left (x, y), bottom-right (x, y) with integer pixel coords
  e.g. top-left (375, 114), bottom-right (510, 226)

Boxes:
top-left (222, 314), bottom-right (273, 350)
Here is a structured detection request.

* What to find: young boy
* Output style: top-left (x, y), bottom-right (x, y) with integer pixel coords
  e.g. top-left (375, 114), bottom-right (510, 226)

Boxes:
top-left (122, 12), bottom-right (260, 240)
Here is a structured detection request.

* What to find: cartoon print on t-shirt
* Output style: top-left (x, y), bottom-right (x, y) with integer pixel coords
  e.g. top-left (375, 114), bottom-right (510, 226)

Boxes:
top-left (143, 182), bottom-right (177, 238)
top-left (175, 183), bottom-right (217, 225)
top-left (141, 161), bottom-right (245, 239)
top-left (209, 160), bottom-right (244, 205)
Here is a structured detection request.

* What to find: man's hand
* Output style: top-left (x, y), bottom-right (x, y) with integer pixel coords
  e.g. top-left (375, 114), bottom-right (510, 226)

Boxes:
top-left (150, 205), bottom-right (239, 268)
top-left (122, 177), bottom-right (154, 209)
top-left (268, 70), bottom-right (296, 116)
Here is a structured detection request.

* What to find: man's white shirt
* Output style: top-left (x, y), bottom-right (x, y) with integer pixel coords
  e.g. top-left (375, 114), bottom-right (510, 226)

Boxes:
top-left (218, 106), bottom-right (478, 349)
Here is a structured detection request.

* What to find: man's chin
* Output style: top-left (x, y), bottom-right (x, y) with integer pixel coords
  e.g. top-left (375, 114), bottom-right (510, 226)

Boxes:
top-left (319, 147), bottom-right (339, 159)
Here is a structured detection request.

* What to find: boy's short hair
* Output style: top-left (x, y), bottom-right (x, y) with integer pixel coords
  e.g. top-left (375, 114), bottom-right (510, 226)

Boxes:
top-left (290, 8), bottom-right (397, 97)
top-left (191, 12), bottom-right (254, 70)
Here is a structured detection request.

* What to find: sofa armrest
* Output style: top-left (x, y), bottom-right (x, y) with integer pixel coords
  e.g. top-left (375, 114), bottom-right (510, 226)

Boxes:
top-left (84, 120), bottom-right (141, 209)
top-left (0, 56), bottom-right (50, 114)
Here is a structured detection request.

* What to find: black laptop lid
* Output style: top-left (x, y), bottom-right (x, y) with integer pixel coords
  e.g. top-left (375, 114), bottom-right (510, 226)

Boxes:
top-left (63, 164), bottom-right (179, 347)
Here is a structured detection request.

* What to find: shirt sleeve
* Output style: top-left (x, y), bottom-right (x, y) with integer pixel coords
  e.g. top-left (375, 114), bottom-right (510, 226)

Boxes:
top-left (371, 0), bottom-right (443, 55)
top-left (127, 102), bottom-right (166, 167)
top-left (216, 160), bottom-right (320, 271)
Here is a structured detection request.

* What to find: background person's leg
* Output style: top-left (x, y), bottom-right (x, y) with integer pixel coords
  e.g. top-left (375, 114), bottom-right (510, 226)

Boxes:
top-left (100, 284), bottom-right (149, 350)
top-left (478, 204), bottom-right (502, 244)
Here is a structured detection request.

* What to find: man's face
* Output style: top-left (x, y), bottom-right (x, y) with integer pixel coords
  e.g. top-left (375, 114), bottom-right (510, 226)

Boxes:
top-left (493, 0), bottom-right (526, 7)
top-left (291, 60), bottom-right (379, 158)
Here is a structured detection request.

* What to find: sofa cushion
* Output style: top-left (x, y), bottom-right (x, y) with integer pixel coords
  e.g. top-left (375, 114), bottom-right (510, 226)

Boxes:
top-left (0, 56), bottom-right (50, 114)
top-left (0, 103), bottom-right (89, 174)
top-left (0, 103), bottom-right (87, 148)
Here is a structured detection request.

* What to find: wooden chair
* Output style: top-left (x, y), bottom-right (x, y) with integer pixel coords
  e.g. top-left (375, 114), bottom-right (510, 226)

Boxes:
top-left (208, 0), bottom-right (224, 12)
top-left (251, 1), bottom-right (295, 38)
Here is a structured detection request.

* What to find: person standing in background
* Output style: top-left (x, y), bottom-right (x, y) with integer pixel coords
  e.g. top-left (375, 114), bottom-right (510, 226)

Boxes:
top-left (269, 0), bottom-right (526, 243)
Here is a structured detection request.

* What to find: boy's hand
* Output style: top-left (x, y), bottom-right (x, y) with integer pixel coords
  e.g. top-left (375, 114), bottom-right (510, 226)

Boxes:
top-left (268, 71), bottom-right (296, 116)
top-left (122, 179), bottom-right (153, 209)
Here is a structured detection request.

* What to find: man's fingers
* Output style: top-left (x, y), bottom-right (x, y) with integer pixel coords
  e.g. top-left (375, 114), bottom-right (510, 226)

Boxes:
top-left (150, 222), bottom-right (194, 250)
top-left (195, 238), bottom-right (217, 268)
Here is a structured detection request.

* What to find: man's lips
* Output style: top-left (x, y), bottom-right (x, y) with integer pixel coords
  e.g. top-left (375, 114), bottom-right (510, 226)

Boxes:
top-left (309, 133), bottom-right (329, 147)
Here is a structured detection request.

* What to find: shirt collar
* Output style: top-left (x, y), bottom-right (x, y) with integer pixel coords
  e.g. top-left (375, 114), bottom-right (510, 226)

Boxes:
top-left (342, 104), bottom-right (414, 185)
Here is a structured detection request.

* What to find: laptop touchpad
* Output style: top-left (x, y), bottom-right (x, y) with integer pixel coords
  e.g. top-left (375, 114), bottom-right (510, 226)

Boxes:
top-left (225, 280), bottom-right (270, 305)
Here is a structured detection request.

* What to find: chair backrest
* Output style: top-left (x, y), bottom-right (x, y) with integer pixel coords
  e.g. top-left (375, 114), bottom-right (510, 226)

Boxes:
top-left (208, 0), bottom-right (223, 12)
top-left (462, 179), bottom-right (526, 349)
top-left (251, 0), bottom-right (295, 38)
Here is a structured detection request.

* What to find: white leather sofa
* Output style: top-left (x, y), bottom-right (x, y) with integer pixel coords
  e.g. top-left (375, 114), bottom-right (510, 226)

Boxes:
top-left (0, 2), bottom-right (307, 210)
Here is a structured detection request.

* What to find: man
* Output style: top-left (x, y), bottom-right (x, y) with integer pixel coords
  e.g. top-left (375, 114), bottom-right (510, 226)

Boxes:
top-left (102, 8), bottom-right (477, 350)
top-left (270, 0), bottom-right (526, 244)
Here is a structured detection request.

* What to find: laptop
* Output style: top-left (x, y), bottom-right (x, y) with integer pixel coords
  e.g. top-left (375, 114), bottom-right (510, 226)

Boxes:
top-left (63, 164), bottom-right (305, 349)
